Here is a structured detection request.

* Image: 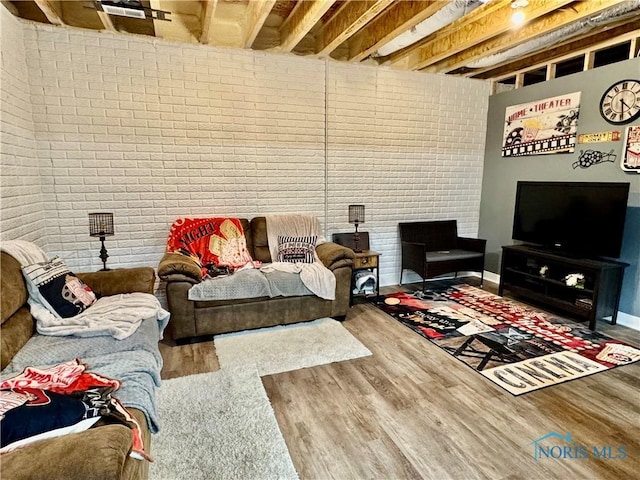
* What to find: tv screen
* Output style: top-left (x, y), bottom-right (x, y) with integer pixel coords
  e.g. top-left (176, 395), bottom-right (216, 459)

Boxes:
top-left (512, 181), bottom-right (630, 259)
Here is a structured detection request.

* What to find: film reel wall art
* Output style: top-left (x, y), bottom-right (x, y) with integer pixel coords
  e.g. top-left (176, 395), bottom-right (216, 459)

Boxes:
top-left (502, 92), bottom-right (581, 158)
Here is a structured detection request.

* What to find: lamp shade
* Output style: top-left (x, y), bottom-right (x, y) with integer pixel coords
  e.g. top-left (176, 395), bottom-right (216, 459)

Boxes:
top-left (348, 205), bottom-right (365, 225)
top-left (89, 212), bottom-right (114, 237)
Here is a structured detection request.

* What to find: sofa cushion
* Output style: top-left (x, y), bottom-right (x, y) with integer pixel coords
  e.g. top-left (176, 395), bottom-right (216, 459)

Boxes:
top-left (0, 308), bottom-right (34, 371)
top-left (22, 257), bottom-right (96, 318)
top-left (1, 252), bottom-right (28, 324)
top-left (250, 217), bottom-right (271, 262)
top-left (277, 235), bottom-right (317, 263)
top-left (0, 423), bottom-right (133, 480)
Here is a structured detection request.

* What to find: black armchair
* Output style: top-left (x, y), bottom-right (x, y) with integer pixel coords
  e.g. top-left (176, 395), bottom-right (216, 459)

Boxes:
top-left (399, 220), bottom-right (486, 290)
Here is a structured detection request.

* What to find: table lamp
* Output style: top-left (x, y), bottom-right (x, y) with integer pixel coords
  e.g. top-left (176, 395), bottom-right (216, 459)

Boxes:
top-left (89, 212), bottom-right (114, 271)
top-left (348, 204), bottom-right (365, 253)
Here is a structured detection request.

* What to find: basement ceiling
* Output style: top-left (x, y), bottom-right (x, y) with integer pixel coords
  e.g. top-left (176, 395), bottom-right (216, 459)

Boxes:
top-left (4, 0), bottom-right (640, 82)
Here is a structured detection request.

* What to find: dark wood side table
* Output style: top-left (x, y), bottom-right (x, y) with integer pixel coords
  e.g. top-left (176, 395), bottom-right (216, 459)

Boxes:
top-left (352, 249), bottom-right (381, 300)
top-left (332, 232), bottom-right (381, 302)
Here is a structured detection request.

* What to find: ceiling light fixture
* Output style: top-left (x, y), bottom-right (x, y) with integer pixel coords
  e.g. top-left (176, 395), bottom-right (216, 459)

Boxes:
top-left (511, 0), bottom-right (529, 27)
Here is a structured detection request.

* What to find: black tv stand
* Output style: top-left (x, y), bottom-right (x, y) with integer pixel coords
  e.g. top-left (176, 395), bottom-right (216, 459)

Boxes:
top-left (499, 245), bottom-right (628, 330)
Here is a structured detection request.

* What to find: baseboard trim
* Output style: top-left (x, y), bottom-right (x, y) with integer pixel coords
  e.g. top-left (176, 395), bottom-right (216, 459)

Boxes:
top-left (613, 312), bottom-right (640, 331)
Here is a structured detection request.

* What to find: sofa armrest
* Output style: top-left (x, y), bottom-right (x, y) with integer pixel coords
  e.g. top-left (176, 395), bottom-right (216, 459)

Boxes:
top-left (457, 237), bottom-right (487, 253)
top-left (77, 267), bottom-right (156, 296)
top-left (316, 242), bottom-right (355, 271)
top-left (157, 253), bottom-right (203, 283)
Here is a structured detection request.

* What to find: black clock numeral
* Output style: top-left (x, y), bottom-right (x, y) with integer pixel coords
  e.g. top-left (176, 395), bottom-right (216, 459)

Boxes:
top-left (614, 86), bottom-right (620, 93)
top-left (622, 82), bottom-right (628, 90)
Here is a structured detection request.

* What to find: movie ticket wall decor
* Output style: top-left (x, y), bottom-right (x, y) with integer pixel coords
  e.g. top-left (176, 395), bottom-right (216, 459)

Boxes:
top-left (502, 92), bottom-right (581, 157)
top-left (621, 125), bottom-right (640, 173)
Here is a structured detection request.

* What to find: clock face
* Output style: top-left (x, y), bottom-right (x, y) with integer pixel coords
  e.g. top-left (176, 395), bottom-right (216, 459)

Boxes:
top-left (599, 79), bottom-right (640, 125)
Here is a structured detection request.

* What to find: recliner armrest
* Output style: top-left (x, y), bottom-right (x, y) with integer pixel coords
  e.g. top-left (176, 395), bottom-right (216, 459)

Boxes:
top-left (157, 253), bottom-right (203, 283)
top-left (457, 237), bottom-right (487, 253)
top-left (316, 242), bottom-right (355, 271)
top-left (77, 267), bottom-right (156, 296)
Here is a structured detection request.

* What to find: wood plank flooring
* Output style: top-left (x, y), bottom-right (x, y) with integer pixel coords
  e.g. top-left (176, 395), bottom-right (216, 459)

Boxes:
top-left (159, 280), bottom-right (640, 479)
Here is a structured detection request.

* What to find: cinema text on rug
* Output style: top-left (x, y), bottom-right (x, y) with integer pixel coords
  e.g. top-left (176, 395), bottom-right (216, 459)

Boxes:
top-left (370, 283), bottom-right (640, 395)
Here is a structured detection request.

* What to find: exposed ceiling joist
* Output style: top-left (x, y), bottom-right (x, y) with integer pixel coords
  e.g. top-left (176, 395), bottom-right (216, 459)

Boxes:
top-left (34, 0), bottom-right (64, 25)
top-left (279, 0), bottom-right (337, 52)
top-left (347, 0), bottom-right (448, 62)
top-left (96, 10), bottom-right (116, 31)
top-left (315, 0), bottom-right (395, 57)
top-left (424, 0), bottom-right (629, 74)
top-left (199, 0), bottom-right (218, 44)
top-left (243, 0), bottom-right (277, 48)
top-left (6, 0), bottom-right (639, 85)
top-left (150, 0), bottom-right (199, 43)
top-left (389, 0), bottom-right (576, 71)
top-left (470, 19), bottom-right (640, 80)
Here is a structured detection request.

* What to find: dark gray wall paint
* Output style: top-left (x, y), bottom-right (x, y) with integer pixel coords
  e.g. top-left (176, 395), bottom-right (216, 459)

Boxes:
top-left (479, 57), bottom-right (640, 317)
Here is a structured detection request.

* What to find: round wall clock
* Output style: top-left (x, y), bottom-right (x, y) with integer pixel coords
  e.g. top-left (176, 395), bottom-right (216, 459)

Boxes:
top-left (599, 79), bottom-right (640, 125)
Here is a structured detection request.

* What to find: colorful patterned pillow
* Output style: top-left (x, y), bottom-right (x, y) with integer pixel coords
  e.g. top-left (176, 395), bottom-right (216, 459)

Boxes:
top-left (277, 236), bottom-right (317, 263)
top-left (22, 257), bottom-right (96, 318)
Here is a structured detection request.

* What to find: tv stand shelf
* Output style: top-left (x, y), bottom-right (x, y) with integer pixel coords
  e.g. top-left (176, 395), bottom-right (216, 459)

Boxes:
top-left (499, 245), bottom-right (627, 330)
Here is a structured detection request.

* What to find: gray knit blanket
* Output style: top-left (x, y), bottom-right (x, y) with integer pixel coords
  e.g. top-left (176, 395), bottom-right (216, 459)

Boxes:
top-left (188, 268), bottom-right (313, 301)
top-left (0, 316), bottom-right (167, 434)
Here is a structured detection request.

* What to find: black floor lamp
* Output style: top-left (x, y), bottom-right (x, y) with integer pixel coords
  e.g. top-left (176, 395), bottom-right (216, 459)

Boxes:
top-left (89, 212), bottom-right (114, 271)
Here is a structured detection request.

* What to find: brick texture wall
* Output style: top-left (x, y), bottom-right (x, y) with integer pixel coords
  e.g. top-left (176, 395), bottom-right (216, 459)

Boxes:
top-left (0, 11), bottom-right (490, 288)
top-left (0, 9), bottom-right (46, 244)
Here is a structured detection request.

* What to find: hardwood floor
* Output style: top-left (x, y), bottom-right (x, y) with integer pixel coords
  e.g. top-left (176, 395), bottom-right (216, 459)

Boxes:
top-left (159, 279), bottom-right (640, 479)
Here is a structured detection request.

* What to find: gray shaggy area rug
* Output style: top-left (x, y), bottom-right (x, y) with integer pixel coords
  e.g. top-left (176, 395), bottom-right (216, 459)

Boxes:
top-left (150, 318), bottom-right (371, 480)
top-left (214, 317), bottom-right (372, 375)
top-left (149, 366), bottom-right (298, 480)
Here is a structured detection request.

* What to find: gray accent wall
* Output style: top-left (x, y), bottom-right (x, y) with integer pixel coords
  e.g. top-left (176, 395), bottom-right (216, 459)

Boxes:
top-left (479, 57), bottom-right (640, 318)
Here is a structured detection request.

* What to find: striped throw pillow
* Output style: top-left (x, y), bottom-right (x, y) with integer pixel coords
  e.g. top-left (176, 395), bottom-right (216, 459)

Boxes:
top-left (277, 235), bottom-right (317, 263)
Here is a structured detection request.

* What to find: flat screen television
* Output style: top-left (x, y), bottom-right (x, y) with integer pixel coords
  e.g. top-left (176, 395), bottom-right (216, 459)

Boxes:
top-left (512, 181), bottom-right (630, 259)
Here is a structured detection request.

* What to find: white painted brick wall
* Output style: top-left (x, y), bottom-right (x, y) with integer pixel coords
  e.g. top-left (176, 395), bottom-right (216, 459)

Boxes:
top-left (0, 11), bottom-right (490, 291)
top-left (0, 10), bottom-right (46, 245)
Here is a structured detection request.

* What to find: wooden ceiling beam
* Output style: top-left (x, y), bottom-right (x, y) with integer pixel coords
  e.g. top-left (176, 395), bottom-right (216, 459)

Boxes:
top-left (150, 0), bottom-right (199, 43)
top-left (243, 0), bottom-right (277, 48)
top-left (96, 11), bottom-right (116, 32)
top-left (34, 0), bottom-right (64, 25)
top-left (279, 0), bottom-right (337, 52)
top-left (315, 0), bottom-right (395, 57)
top-left (390, 0), bottom-right (576, 71)
top-left (200, 0), bottom-right (218, 44)
top-left (347, 0), bottom-right (448, 62)
top-left (424, 0), bottom-right (629, 74)
top-left (469, 20), bottom-right (640, 80)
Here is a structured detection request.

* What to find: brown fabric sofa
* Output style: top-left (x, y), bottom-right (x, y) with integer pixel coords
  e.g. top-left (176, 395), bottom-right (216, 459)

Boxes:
top-left (0, 251), bottom-right (156, 480)
top-left (157, 216), bottom-right (355, 342)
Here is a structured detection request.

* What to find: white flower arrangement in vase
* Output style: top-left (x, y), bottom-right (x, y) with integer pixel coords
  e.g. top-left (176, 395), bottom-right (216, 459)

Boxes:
top-left (563, 273), bottom-right (585, 289)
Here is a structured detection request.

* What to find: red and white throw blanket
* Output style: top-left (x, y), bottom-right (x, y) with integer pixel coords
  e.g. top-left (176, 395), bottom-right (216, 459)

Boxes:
top-left (1, 359), bottom-right (150, 461)
top-left (166, 217), bottom-right (253, 277)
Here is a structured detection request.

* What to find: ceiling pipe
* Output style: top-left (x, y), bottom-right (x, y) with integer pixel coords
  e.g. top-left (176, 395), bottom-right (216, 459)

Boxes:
top-left (374, 0), bottom-right (485, 57)
top-left (465, 0), bottom-right (640, 69)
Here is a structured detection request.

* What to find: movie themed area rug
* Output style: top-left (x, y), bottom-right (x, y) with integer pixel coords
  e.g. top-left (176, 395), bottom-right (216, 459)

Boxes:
top-left (370, 284), bottom-right (640, 395)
